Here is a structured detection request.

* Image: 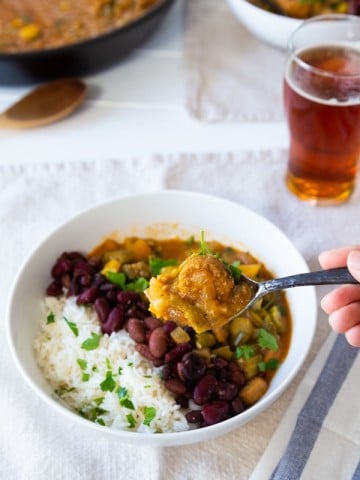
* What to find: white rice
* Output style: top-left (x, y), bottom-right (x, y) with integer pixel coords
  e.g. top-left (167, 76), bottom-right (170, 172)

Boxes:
top-left (33, 296), bottom-right (189, 433)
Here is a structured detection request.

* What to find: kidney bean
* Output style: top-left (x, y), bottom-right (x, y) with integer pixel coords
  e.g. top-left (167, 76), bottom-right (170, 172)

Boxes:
top-left (164, 378), bottom-right (187, 395)
top-left (51, 258), bottom-right (73, 278)
top-left (175, 394), bottom-right (189, 409)
top-left (161, 363), bottom-right (173, 381)
top-left (228, 362), bottom-right (246, 388)
top-left (62, 251), bottom-right (86, 262)
top-left (106, 290), bottom-right (119, 304)
top-left (135, 343), bottom-right (159, 363)
top-left (148, 327), bottom-right (168, 358)
top-left (186, 410), bottom-right (203, 424)
top-left (144, 316), bottom-right (163, 331)
top-left (94, 297), bottom-right (110, 323)
top-left (60, 273), bottom-right (71, 289)
top-left (201, 400), bottom-right (229, 425)
top-left (192, 375), bottom-right (217, 405)
top-left (162, 320), bottom-right (177, 334)
top-left (92, 273), bottom-right (107, 288)
top-left (177, 352), bottom-right (207, 383)
top-left (231, 397), bottom-right (245, 415)
top-left (87, 256), bottom-right (102, 269)
top-left (215, 381), bottom-right (238, 401)
top-left (73, 261), bottom-right (94, 278)
top-left (46, 280), bottom-right (62, 296)
top-left (164, 343), bottom-right (192, 363)
top-left (79, 274), bottom-right (92, 287)
top-left (213, 357), bottom-right (228, 370)
top-left (76, 286), bottom-right (99, 305)
top-left (101, 305), bottom-right (125, 334)
top-left (117, 291), bottom-right (141, 304)
top-left (127, 318), bottom-right (146, 343)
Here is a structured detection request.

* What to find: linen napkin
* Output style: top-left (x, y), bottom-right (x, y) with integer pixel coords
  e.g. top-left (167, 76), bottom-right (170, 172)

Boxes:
top-left (1, 151), bottom-right (360, 480)
top-left (184, 0), bottom-right (286, 122)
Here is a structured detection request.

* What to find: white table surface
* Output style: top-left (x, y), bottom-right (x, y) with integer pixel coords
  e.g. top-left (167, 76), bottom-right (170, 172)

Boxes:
top-left (0, 0), bottom-right (289, 166)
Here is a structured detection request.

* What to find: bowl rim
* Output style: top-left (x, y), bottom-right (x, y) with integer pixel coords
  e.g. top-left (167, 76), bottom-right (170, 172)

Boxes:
top-left (6, 190), bottom-right (317, 446)
top-left (0, 0), bottom-right (175, 59)
top-left (226, 0), bottom-right (302, 23)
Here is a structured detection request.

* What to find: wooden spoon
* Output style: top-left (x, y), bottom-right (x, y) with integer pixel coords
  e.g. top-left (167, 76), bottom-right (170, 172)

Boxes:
top-left (0, 78), bottom-right (87, 129)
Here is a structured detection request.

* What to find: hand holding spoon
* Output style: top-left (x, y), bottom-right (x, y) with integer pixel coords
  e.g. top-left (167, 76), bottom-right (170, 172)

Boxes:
top-left (227, 267), bottom-right (359, 322)
top-left (0, 78), bottom-right (87, 129)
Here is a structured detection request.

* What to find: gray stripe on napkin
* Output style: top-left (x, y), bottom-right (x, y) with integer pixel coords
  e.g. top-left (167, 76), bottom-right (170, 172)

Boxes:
top-left (270, 335), bottom-right (359, 480)
top-left (352, 461), bottom-right (360, 480)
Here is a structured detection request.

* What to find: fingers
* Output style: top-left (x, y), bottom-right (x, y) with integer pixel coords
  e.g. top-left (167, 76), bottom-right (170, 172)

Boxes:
top-left (345, 325), bottom-right (360, 347)
top-left (321, 285), bottom-right (360, 313)
top-left (318, 246), bottom-right (360, 269)
top-left (347, 250), bottom-right (360, 283)
top-left (328, 302), bottom-right (360, 334)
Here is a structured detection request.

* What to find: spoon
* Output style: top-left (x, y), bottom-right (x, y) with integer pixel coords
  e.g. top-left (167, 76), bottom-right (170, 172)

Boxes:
top-left (227, 267), bottom-right (359, 323)
top-left (0, 78), bottom-right (87, 129)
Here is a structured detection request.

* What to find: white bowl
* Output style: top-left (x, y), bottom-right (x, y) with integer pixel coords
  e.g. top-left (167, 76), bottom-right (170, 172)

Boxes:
top-left (226, 0), bottom-right (302, 49)
top-left (6, 190), bottom-right (316, 446)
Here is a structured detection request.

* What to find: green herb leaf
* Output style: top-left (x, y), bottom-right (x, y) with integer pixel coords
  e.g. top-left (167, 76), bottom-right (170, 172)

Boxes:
top-left (106, 271), bottom-right (126, 289)
top-left (81, 332), bottom-right (101, 351)
top-left (96, 418), bottom-right (105, 426)
top-left (82, 373), bottom-right (90, 382)
top-left (257, 358), bottom-right (280, 372)
top-left (124, 277), bottom-right (149, 292)
top-left (118, 367), bottom-right (123, 375)
top-left (46, 312), bottom-right (55, 324)
top-left (77, 358), bottom-right (87, 370)
top-left (229, 261), bottom-right (242, 282)
top-left (235, 345), bottom-right (255, 360)
top-left (258, 328), bottom-right (279, 351)
top-left (149, 257), bottom-right (178, 276)
top-left (199, 230), bottom-right (212, 256)
top-left (63, 317), bottom-right (78, 336)
top-left (143, 406), bottom-right (156, 426)
top-left (117, 386), bottom-right (135, 410)
top-left (126, 413), bottom-right (136, 428)
top-left (94, 397), bottom-right (104, 406)
top-left (100, 371), bottom-right (116, 392)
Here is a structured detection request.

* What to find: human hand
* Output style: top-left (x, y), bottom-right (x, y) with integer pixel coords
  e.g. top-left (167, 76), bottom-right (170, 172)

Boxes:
top-left (319, 246), bottom-right (360, 347)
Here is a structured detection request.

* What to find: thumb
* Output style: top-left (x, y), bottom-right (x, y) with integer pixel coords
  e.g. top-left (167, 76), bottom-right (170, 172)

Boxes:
top-left (347, 250), bottom-right (360, 282)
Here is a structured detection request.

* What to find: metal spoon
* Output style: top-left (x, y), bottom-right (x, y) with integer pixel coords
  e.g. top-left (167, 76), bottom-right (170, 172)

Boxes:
top-left (227, 267), bottom-right (359, 322)
top-left (0, 78), bottom-right (87, 129)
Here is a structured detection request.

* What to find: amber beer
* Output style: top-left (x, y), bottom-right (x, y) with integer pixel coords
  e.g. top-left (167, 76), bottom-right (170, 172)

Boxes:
top-left (284, 44), bottom-right (360, 204)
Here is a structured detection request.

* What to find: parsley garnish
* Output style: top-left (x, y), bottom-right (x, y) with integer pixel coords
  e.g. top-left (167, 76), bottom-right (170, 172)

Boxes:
top-left (126, 413), bottom-right (136, 428)
top-left (143, 406), bottom-right (156, 426)
top-left (76, 358), bottom-right (87, 370)
top-left (100, 371), bottom-right (116, 392)
top-left (235, 345), bottom-right (255, 360)
top-left (229, 261), bottom-right (242, 282)
top-left (82, 373), bottom-right (90, 382)
top-left (106, 271), bottom-right (149, 292)
top-left (258, 359), bottom-right (280, 372)
top-left (81, 332), bottom-right (100, 351)
top-left (199, 230), bottom-right (212, 256)
top-left (258, 328), bottom-right (279, 351)
top-left (117, 387), bottom-right (135, 410)
top-left (96, 418), bottom-right (105, 426)
top-left (149, 257), bottom-right (178, 276)
top-left (46, 312), bottom-right (55, 324)
top-left (63, 317), bottom-right (78, 336)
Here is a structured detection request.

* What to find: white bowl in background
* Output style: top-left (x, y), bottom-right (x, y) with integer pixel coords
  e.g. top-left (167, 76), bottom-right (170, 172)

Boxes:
top-left (226, 0), bottom-right (302, 49)
top-left (6, 190), bottom-right (317, 446)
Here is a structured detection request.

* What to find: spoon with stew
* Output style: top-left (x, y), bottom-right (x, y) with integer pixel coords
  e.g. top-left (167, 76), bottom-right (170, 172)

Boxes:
top-left (0, 78), bottom-right (87, 129)
top-left (227, 266), bottom-right (359, 323)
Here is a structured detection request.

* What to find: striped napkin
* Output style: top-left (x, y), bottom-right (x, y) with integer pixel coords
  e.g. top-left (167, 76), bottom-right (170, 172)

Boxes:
top-left (251, 332), bottom-right (360, 480)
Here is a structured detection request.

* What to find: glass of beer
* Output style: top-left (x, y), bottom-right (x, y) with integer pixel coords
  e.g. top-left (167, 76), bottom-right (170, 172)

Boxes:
top-left (284, 14), bottom-right (360, 205)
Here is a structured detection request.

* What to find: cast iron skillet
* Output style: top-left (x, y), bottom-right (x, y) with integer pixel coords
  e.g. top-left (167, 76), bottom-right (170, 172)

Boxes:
top-left (0, 0), bottom-right (176, 85)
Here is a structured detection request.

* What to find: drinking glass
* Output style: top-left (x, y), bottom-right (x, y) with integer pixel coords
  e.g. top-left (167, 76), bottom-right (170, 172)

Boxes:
top-left (284, 14), bottom-right (360, 205)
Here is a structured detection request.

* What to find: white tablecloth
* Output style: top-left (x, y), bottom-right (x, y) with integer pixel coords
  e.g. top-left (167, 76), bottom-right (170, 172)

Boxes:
top-left (1, 151), bottom-right (360, 479)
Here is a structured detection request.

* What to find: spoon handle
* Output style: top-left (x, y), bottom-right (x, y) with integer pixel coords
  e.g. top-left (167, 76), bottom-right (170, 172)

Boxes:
top-left (263, 267), bottom-right (359, 293)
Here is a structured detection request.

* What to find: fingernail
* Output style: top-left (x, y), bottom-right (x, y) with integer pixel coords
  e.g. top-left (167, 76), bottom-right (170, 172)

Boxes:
top-left (348, 250), bottom-right (360, 272)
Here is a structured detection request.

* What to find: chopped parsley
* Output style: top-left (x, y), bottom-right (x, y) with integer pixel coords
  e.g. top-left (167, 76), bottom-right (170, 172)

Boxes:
top-left (81, 332), bottom-right (100, 351)
top-left (235, 345), bottom-right (255, 360)
top-left (46, 312), bottom-right (55, 324)
top-left (100, 371), bottom-right (116, 392)
top-left (258, 328), bottom-right (279, 351)
top-left (199, 230), bottom-right (212, 256)
top-left (126, 413), bottom-right (136, 428)
top-left (76, 358), bottom-right (87, 370)
top-left (63, 317), bottom-right (78, 336)
top-left (149, 257), bottom-right (178, 276)
top-left (143, 406), bottom-right (156, 426)
top-left (258, 358), bottom-right (280, 372)
top-left (106, 271), bottom-right (149, 292)
top-left (229, 261), bottom-right (242, 282)
top-left (117, 387), bottom-right (135, 410)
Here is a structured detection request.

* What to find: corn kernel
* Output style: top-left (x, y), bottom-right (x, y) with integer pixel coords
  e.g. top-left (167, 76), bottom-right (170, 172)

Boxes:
top-left (101, 259), bottom-right (121, 275)
top-left (19, 24), bottom-right (41, 42)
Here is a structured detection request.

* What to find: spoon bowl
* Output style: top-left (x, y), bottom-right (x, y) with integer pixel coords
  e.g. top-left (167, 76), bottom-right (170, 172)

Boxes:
top-left (0, 78), bottom-right (87, 129)
top-left (228, 266), bottom-right (359, 323)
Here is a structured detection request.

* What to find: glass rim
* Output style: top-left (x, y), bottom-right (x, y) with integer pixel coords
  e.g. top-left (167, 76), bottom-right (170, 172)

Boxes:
top-left (288, 13), bottom-right (360, 80)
